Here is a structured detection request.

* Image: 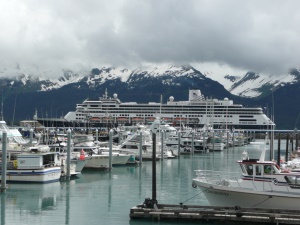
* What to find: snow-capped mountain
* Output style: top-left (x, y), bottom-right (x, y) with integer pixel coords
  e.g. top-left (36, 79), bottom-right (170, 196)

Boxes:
top-left (1, 64), bottom-right (300, 99)
top-left (204, 68), bottom-right (300, 98)
top-left (0, 64), bottom-right (208, 91)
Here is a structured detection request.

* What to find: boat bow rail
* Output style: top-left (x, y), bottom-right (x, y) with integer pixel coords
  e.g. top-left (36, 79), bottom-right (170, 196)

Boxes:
top-left (193, 170), bottom-right (241, 187)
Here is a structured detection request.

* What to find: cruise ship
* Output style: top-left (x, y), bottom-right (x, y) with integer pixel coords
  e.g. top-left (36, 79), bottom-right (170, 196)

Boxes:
top-left (37, 89), bottom-right (275, 130)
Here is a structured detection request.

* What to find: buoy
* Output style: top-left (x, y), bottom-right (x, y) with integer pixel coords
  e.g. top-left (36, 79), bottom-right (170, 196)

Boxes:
top-left (80, 149), bottom-right (85, 160)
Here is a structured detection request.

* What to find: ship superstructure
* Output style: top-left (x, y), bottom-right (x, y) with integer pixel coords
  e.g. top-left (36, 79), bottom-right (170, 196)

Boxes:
top-left (37, 89), bottom-right (275, 130)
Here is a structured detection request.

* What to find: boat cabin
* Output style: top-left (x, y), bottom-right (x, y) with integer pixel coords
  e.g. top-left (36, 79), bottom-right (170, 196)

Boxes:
top-left (9, 152), bottom-right (61, 170)
top-left (238, 159), bottom-right (281, 176)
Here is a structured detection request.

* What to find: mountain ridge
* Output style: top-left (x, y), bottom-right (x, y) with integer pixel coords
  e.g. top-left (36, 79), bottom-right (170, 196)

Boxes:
top-left (0, 64), bottom-right (300, 129)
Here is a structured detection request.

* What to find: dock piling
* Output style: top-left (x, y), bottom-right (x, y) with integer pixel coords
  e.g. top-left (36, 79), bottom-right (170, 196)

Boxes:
top-left (152, 133), bottom-right (157, 203)
top-left (109, 129), bottom-right (113, 169)
top-left (66, 129), bottom-right (71, 180)
top-left (1, 131), bottom-right (7, 192)
top-left (277, 133), bottom-right (281, 166)
top-left (139, 132), bottom-right (143, 163)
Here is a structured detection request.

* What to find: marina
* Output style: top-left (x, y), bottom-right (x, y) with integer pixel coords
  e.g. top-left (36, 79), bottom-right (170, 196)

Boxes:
top-left (1, 137), bottom-right (300, 224)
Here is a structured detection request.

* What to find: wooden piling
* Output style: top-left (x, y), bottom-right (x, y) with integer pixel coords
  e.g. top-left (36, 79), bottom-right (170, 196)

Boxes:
top-left (286, 133), bottom-right (289, 161)
top-left (277, 133), bottom-right (281, 166)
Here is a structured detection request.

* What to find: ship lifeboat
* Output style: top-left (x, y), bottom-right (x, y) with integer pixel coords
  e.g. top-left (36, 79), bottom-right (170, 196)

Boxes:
top-left (89, 117), bottom-right (101, 121)
top-left (146, 117), bottom-right (156, 121)
top-left (188, 118), bottom-right (199, 122)
top-left (132, 117), bottom-right (143, 121)
top-left (174, 118), bottom-right (187, 121)
top-left (162, 117), bottom-right (172, 122)
top-left (117, 117), bottom-right (128, 121)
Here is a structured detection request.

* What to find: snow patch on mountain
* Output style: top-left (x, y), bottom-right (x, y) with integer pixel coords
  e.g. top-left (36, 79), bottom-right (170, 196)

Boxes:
top-left (230, 72), bottom-right (298, 97)
top-left (1, 62), bottom-right (300, 99)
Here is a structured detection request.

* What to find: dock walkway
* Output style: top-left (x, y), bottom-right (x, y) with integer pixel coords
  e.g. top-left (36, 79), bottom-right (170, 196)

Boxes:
top-left (130, 203), bottom-right (300, 224)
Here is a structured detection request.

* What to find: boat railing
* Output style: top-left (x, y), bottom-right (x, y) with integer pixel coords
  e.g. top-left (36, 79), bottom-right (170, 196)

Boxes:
top-left (195, 170), bottom-right (240, 185)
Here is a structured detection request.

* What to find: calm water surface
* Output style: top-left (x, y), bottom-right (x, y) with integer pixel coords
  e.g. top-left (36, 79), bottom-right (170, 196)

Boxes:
top-left (0, 140), bottom-right (286, 225)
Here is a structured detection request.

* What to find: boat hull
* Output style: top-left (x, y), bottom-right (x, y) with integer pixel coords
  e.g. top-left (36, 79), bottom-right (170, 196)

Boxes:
top-left (84, 155), bottom-right (112, 169)
top-left (71, 158), bottom-right (89, 172)
top-left (1, 167), bottom-right (61, 183)
top-left (112, 154), bottom-right (131, 165)
top-left (193, 179), bottom-right (300, 210)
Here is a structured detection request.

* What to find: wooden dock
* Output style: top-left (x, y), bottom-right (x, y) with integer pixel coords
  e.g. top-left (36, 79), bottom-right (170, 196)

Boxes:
top-left (130, 203), bottom-right (300, 224)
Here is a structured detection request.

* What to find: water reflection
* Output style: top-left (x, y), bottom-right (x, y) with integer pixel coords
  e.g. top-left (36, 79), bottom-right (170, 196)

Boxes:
top-left (6, 183), bottom-right (60, 213)
top-left (1, 140), bottom-right (292, 225)
top-left (1, 192), bottom-right (6, 225)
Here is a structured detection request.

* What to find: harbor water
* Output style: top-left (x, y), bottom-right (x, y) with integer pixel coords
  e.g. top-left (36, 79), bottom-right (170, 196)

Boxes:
top-left (0, 140), bottom-right (287, 225)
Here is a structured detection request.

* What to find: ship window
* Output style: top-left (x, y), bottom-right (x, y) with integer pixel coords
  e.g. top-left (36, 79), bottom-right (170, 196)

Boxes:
top-left (264, 165), bottom-right (274, 175)
top-left (255, 165), bottom-right (262, 175)
top-left (245, 165), bottom-right (253, 175)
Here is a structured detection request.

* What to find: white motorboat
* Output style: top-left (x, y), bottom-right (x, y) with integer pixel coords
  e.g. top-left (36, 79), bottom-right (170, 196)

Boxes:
top-left (0, 120), bottom-right (28, 153)
top-left (73, 146), bottom-right (114, 169)
top-left (165, 134), bottom-right (207, 154)
top-left (101, 151), bottom-right (132, 165)
top-left (0, 151), bottom-right (61, 183)
top-left (192, 149), bottom-right (300, 210)
top-left (206, 137), bottom-right (225, 151)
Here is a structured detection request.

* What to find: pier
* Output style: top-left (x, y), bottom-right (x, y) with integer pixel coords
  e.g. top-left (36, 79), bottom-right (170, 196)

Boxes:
top-left (130, 203), bottom-right (300, 224)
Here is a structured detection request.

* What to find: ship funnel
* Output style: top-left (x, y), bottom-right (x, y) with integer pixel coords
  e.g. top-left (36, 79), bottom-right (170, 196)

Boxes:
top-left (189, 89), bottom-right (201, 101)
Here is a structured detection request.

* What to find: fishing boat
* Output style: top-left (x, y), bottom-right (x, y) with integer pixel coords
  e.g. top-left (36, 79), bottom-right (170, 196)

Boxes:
top-left (0, 151), bottom-right (61, 183)
top-left (192, 149), bottom-right (300, 210)
top-left (37, 89), bottom-right (275, 130)
top-left (48, 144), bottom-right (89, 173)
top-left (0, 120), bottom-right (29, 153)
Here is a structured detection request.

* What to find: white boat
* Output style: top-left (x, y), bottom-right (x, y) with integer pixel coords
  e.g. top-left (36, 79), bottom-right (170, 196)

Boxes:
top-left (37, 89), bottom-right (275, 130)
top-left (0, 151), bottom-right (61, 183)
top-left (0, 120), bottom-right (29, 153)
top-left (101, 151), bottom-right (132, 165)
top-left (192, 149), bottom-right (300, 210)
top-left (27, 145), bottom-right (80, 176)
top-left (48, 144), bottom-right (90, 173)
top-left (73, 146), bottom-right (113, 169)
top-left (165, 134), bottom-right (207, 154)
top-left (206, 137), bottom-right (225, 151)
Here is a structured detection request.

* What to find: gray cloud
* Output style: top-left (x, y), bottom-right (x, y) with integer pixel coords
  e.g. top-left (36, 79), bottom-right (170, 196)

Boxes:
top-left (0, 0), bottom-right (299, 76)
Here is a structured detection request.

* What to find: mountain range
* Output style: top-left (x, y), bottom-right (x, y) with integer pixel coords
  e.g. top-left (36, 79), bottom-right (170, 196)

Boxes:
top-left (0, 64), bottom-right (299, 129)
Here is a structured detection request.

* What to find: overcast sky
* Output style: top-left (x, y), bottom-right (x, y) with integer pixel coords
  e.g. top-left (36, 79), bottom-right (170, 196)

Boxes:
top-left (0, 0), bottom-right (299, 77)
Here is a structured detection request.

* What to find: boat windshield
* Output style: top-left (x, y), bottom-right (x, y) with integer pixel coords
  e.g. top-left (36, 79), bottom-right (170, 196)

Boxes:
top-left (241, 163), bottom-right (276, 176)
top-left (284, 175), bottom-right (300, 188)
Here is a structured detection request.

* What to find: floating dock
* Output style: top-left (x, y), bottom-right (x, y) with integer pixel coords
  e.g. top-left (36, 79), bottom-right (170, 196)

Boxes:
top-left (130, 203), bottom-right (300, 224)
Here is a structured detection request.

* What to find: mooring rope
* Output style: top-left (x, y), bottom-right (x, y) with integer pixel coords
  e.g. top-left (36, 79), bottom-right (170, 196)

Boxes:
top-left (251, 195), bottom-right (272, 207)
top-left (180, 190), bottom-right (204, 205)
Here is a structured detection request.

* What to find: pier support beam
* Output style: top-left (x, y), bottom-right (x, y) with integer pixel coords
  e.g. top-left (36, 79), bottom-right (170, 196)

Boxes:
top-left (161, 131), bottom-right (164, 161)
top-left (109, 129), bottom-right (113, 169)
top-left (1, 131), bottom-right (7, 192)
top-left (277, 133), bottom-right (281, 166)
top-left (177, 131), bottom-right (181, 158)
top-left (66, 129), bottom-right (71, 180)
top-left (95, 129), bottom-right (98, 142)
top-left (139, 132), bottom-right (143, 163)
top-left (285, 133), bottom-right (289, 161)
top-left (150, 133), bottom-right (157, 207)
